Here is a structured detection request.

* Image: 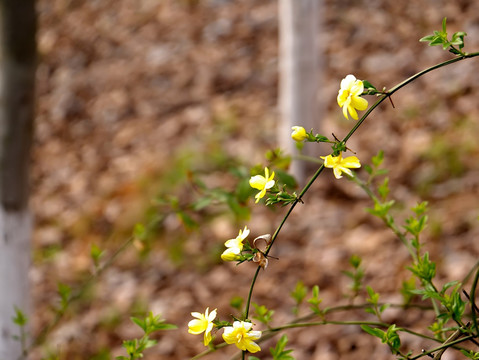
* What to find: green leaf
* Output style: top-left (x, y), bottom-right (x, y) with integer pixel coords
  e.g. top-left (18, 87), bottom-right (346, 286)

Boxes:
top-left (176, 210), bottom-right (198, 230)
top-left (400, 277), bottom-right (417, 304)
top-left (366, 200), bottom-right (395, 218)
top-left (366, 286), bottom-right (379, 304)
top-left (412, 201), bottom-right (428, 216)
top-left (290, 281), bottom-right (308, 315)
top-left (371, 150), bottom-right (384, 167)
top-left (408, 252), bottom-right (436, 282)
top-left (378, 177), bottom-right (390, 200)
top-left (133, 223), bottom-right (147, 240)
top-left (349, 254), bottom-right (361, 268)
top-left (230, 296), bottom-right (244, 311)
top-left (57, 282), bottom-right (71, 311)
top-left (419, 34), bottom-right (436, 42)
top-left (362, 325), bottom-right (401, 354)
top-left (235, 178), bottom-right (255, 203)
top-left (275, 169), bottom-right (297, 189)
top-left (441, 281), bottom-right (459, 293)
top-left (90, 243), bottom-right (104, 267)
top-left (270, 335), bottom-right (295, 360)
top-left (314, 134), bottom-right (330, 142)
top-left (252, 303), bottom-right (274, 325)
top-left (131, 312), bottom-right (177, 335)
top-left (290, 281), bottom-right (308, 304)
top-left (191, 197), bottom-right (213, 211)
top-left (385, 324), bottom-right (401, 353)
top-left (361, 325), bottom-right (385, 339)
top-left (12, 307), bottom-right (28, 326)
top-left (307, 285), bottom-right (323, 315)
top-left (226, 195), bottom-right (250, 221)
top-left (362, 80), bottom-right (377, 91)
top-left (461, 350), bottom-right (479, 359)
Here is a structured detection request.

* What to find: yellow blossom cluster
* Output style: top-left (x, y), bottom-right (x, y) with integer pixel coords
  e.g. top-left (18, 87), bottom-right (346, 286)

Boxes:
top-left (289, 74), bottom-right (367, 179)
top-left (188, 308), bottom-right (261, 353)
top-left (188, 73), bottom-right (369, 356)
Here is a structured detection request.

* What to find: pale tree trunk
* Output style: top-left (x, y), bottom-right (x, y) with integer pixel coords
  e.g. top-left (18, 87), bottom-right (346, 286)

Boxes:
top-left (0, 0), bottom-right (36, 359)
top-left (278, 0), bottom-right (321, 184)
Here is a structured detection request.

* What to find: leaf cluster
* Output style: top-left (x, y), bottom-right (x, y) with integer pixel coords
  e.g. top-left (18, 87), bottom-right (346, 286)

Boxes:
top-left (420, 17), bottom-right (467, 55)
top-left (270, 335), bottom-right (295, 360)
top-left (117, 313), bottom-right (177, 360)
top-left (252, 303), bottom-right (274, 327)
top-left (361, 324), bottom-right (401, 355)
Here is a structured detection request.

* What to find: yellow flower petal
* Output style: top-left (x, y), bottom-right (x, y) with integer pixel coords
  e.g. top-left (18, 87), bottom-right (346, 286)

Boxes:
top-left (249, 175), bottom-right (267, 190)
top-left (221, 248), bottom-right (240, 261)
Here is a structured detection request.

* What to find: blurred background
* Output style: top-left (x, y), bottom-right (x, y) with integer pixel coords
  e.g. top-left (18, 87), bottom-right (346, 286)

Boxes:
top-left (30, 0), bottom-right (479, 359)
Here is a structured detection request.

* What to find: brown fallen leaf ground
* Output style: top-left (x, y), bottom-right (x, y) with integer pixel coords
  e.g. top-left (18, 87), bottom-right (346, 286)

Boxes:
top-left (31, 0), bottom-right (479, 359)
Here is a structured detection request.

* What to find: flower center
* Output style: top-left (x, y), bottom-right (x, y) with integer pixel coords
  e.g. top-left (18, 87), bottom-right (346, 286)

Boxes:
top-left (236, 330), bottom-right (245, 343)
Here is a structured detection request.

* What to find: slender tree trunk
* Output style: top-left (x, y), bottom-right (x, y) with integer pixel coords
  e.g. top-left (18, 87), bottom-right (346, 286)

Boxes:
top-left (278, 0), bottom-right (321, 183)
top-left (0, 0), bottom-right (36, 358)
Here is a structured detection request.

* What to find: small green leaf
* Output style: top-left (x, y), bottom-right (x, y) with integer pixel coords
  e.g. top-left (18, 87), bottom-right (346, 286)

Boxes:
top-left (275, 169), bottom-right (297, 189)
top-left (307, 285), bottom-right (323, 315)
top-left (90, 243), bottom-right (104, 268)
top-left (230, 296), bottom-right (244, 311)
top-left (378, 177), bottom-right (390, 200)
top-left (349, 254), bottom-right (362, 268)
top-left (361, 325), bottom-right (385, 339)
top-left (290, 281), bottom-right (308, 304)
top-left (57, 283), bottom-right (71, 311)
top-left (191, 197), bottom-right (213, 211)
top-left (314, 134), bottom-right (330, 142)
top-left (226, 195), bottom-right (250, 221)
top-left (419, 34), bottom-right (436, 42)
top-left (12, 307), bottom-right (28, 326)
top-left (371, 150), bottom-right (384, 167)
top-left (362, 80), bottom-right (377, 91)
top-left (290, 281), bottom-right (308, 315)
top-left (176, 210), bottom-right (198, 230)
top-left (235, 178), bottom-right (255, 203)
top-left (133, 223), bottom-right (147, 240)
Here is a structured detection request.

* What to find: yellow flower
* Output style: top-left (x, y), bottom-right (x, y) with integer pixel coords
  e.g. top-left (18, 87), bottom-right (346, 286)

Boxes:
top-left (337, 74), bottom-right (368, 120)
top-left (249, 167), bottom-right (275, 203)
top-left (291, 126), bottom-right (308, 141)
top-left (188, 307), bottom-right (217, 346)
top-left (222, 321), bottom-right (262, 353)
top-left (221, 226), bottom-right (250, 262)
top-left (321, 152), bottom-right (361, 179)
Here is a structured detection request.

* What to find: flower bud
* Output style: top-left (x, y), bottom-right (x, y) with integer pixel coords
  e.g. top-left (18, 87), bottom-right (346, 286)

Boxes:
top-left (221, 249), bottom-right (240, 261)
top-left (291, 126), bottom-right (308, 141)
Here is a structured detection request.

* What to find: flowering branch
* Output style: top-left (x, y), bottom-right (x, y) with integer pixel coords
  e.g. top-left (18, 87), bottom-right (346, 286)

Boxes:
top-left (189, 18), bottom-right (479, 359)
